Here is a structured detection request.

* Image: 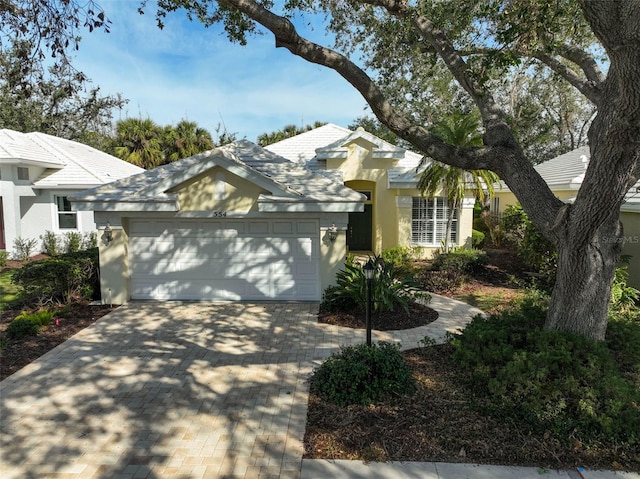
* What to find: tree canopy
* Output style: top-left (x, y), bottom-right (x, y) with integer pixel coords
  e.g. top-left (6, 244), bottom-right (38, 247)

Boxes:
top-left (111, 117), bottom-right (235, 169)
top-left (145, 0), bottom-right (639, 341)
top-left (0, 39), bottom-right (126, 147)
top-left (0, 0), bottom-right (110, 72)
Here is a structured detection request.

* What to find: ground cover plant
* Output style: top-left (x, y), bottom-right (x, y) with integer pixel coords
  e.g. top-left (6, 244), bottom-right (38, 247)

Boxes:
top-left (0, 251), bottom-right (113, 380)
top-left (305, 291), bottom-right (640, 471)
top-left (310, 342), bottom-right (416, 406)
top-left (306, 248), bottom-right (640, 471)
top-left (320, 252), bottom-right (438, 330)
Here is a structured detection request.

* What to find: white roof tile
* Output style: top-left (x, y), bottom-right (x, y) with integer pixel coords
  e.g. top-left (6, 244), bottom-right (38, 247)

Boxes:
top-left (497, 146), bottom-right (640, 208)
top-left (72, 140), bottom-right (364, 210)
top-left (264, 124), bottom-right (352, 164)
top-left (265, 123), bottom-right (427, 185)
top-left (0, 129), bottom-right (144, 187)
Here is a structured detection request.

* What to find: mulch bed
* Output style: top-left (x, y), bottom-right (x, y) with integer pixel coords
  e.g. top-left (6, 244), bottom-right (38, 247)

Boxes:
top-left (318, 301), bottom-right (439, 331)
top-left (304, 344), bottom-right (640, 471)
top-left (0, 303), bottom-right (116, 381)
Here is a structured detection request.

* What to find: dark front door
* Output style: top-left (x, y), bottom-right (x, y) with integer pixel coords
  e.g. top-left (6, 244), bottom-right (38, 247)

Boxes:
top-left (348, 204), bottom-right (372, 251)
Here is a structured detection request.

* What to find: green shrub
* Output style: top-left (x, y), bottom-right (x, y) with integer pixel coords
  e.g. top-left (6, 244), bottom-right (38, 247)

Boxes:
top-left (431, 247), bottom-right (487, 274)
top-left (310, 342), bottom-right (416, 406)
top-left (40, 231), bottom-right (62, 257)
top-left (11, 248), bottom-right (99, 305)
top-left (472, 216), bottom-right (490, 235)
top-left (501, 204), bottom-right (557, 287)
top-left (0, 250), bottom-right (7, 267)
top-left (64, 232), bottom-right (83, 254)
top-left (83, 231), bottom-right (98, 249)
top-left (12, 237), bottom-right (38, 261)
top-left (323, 255), bottom-right (428, 315)
top-left (449, 292), bottom-right (640, 443)
top-left (14, 308), bottom-right (55, 326)
top-left (610, 258), bottom-right (640, 315)
top-left (418, 269), bottom-right (467, 293)
top-left (6, 316), bottom-right (41, 339)
top-left (471, 229), bottom-right (485, 248)
top-left (381, 246), bottom-right (417, 274)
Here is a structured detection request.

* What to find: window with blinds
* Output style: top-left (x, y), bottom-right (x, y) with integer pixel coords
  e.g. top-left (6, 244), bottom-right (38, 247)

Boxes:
top-left (411, 197), bottom-right (457, 245)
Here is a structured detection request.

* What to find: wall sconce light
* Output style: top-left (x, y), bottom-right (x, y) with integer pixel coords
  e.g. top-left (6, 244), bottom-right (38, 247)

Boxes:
top-left (104, 222), bottom-right (113, 244)
top-left (327, 223), bottom-right (338, 242)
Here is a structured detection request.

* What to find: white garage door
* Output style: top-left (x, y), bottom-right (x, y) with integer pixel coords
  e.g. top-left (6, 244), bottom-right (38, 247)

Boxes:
top-left (128, 219), bottom-right (320, 301)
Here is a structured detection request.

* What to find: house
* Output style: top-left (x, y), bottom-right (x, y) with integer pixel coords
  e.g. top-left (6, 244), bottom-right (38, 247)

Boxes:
top-left (266, 124), bottom-right (476, 255)
top-left (492, 146), bottom-right (640, 288)
top-left (71, 127), bottom-right (476, 304)
top-left (0, 129), bottom-right (145, 255)
top-left (70, 140), bottom-right (364, 303)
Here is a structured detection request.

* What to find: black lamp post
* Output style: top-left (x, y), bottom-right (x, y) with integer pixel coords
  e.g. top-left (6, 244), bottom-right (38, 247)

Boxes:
top-left (363, 258), bottom-right (375, 346)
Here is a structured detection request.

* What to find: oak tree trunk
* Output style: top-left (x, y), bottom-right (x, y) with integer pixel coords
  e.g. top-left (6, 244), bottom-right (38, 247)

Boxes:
top-left (545, 215), bottom-right (623, 341)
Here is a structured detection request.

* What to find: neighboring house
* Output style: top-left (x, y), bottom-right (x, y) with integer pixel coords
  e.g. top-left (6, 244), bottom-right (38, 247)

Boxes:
top-left (71, 125), bottom-right (477, 304)
top-left (266, 124), bottom-right (476, 256)
top-left (492, 146), bottom-right (640, 288)
top-left (0, 129), bottom-right (145, 255)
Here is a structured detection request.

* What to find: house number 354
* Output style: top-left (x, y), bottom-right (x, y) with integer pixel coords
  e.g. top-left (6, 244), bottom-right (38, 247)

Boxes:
top-left (213, 211), bottom-right (227, 217)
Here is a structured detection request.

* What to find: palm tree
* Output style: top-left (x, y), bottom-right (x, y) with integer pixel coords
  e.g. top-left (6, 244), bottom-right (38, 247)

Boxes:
top-left (163, 120), bottom-right (214, 163)
top-left (417, 111), bottom-right (500, 253)
top-left (112, 118), bottom-right (164, 169)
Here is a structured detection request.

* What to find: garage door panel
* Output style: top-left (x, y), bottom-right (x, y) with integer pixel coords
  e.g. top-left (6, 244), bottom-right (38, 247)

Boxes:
top-left (129, 219), bottom-right (320, 301)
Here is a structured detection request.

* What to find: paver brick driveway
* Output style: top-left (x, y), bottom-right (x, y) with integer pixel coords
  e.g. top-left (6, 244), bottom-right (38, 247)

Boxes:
top-left (0, 302), bottom-right (360, 479)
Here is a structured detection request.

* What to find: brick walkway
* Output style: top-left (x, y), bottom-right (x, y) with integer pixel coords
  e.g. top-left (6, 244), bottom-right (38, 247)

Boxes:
top-left (0, 296), bottom-right (482, 479)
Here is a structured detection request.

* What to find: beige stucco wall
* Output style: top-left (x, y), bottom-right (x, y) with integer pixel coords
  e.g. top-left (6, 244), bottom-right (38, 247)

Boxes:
top-left (175, 167), bottom-right (264, 213)
top-left (328, 142), bottom-right (396, 255)
top-left (620, 211), bottom-right (640, 289)
top-left (494, 190), bottom-right (577, 214)
top-left (320, 222), bottom-right (349, 296)
top-left (97, 219), bottom-right (130, 305)
top-left (327, 140), bottom-right (475, 256)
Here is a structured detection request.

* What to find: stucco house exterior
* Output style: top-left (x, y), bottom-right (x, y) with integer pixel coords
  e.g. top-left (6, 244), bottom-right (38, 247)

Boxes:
top-left (71, 127), bottom-right (476, 304)
top-left (0, 129), bottom-right (144, 256)
top-left (266, 124), bottom-right (476, 256)
top-left (492, 146), bottom-right (640, 288)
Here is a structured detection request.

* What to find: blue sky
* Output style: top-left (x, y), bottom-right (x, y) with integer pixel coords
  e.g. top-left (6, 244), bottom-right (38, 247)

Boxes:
top-left (72, 1), bottom-right (369, 142)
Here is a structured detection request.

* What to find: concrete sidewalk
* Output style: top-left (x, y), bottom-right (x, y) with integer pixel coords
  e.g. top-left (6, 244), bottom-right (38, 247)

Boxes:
top-left (301, 459), bottom-right (639, 478)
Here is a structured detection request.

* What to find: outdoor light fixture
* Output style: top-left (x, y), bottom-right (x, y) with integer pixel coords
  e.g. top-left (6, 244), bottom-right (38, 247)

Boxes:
top-left (104, 222), bottom-right (113, 244)
top-left (327, 223), bottom-right (338, 242)
top-left (363, 258), bottom-right (375, 346)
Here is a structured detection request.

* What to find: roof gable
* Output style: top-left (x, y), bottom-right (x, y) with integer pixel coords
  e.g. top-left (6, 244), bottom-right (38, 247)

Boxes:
top-left (315, 127), bottom-right (406, 160)
top-left (71, 140), bottom-right (364, 213)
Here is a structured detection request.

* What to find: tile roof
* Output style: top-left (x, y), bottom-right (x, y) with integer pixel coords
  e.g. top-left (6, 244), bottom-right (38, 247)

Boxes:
top-left (497, 145), bottom-right (640, 209)
top-left (0, 129), bottom-right (144, 187)
top-left (534, 146), bottom-right (590, 187)
top-left (71, 140), bottom-right (364, 211)
top-left (265, 123), bottom-right (427, 184)
top-left (264, 124), bottom-right (352, 164)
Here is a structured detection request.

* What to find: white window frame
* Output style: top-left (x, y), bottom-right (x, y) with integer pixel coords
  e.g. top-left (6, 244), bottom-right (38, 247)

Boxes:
top-left (411, 197), bottom-right (458, 246)
top-left (55, 195), bottom-right (78, 230)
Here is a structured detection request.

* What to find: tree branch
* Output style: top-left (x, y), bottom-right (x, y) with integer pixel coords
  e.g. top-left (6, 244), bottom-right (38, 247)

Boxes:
top-left (556, 43), bottom-right (605, 86)
top-left (216, 0), bottom-right (566, 238)
top-left (533, 51), bottom-right (602, 104)
top-left (217, 0), bottom-right (499, 171)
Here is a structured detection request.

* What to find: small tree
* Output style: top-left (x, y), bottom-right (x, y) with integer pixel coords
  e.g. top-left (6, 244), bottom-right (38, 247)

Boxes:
top-left (417, 112), bottom-right (499, 252)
